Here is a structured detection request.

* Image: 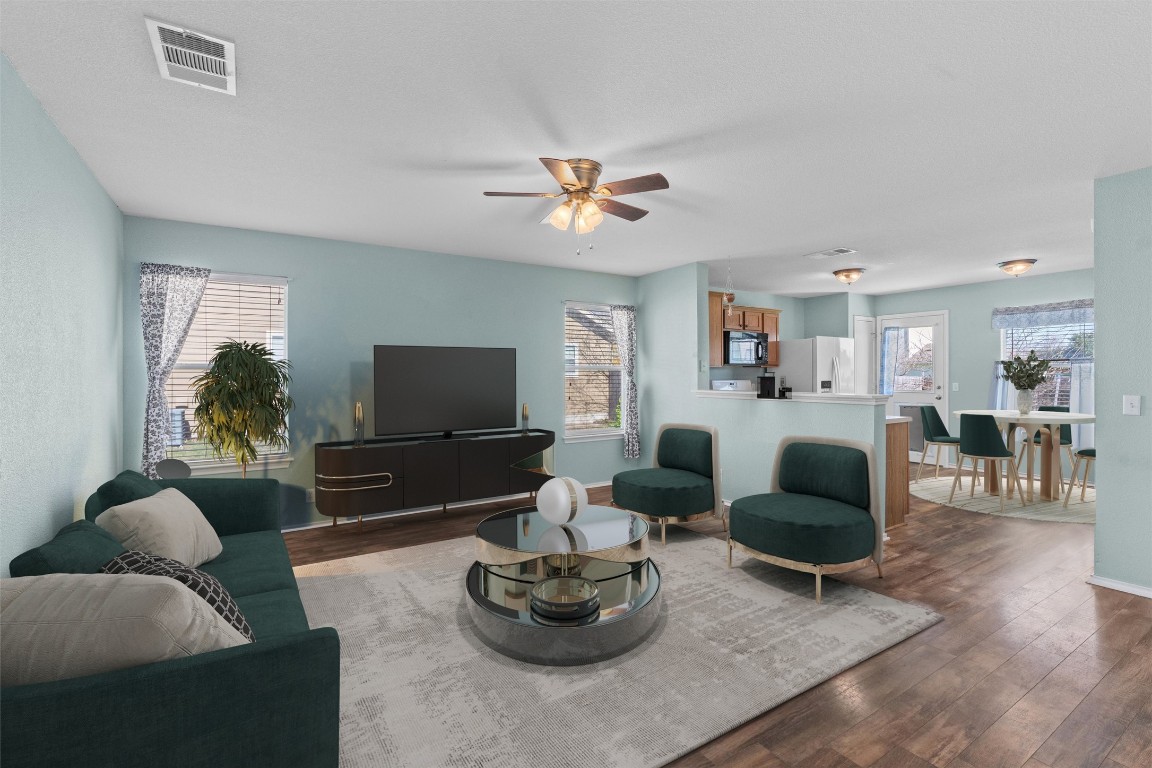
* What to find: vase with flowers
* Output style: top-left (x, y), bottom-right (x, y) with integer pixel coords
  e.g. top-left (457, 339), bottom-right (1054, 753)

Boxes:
top-left (1000, 350), bottom-right (1050, 415)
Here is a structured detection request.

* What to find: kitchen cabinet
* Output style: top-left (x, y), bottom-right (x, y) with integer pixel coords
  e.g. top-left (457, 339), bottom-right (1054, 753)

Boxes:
top-left (707, 291), bottom-right (782, 368)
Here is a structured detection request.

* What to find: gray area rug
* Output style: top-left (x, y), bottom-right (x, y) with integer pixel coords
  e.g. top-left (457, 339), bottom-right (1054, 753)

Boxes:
top-left (295, 529), bottom-right (941, 768)
top-left (910, 475), bottom-right (1095, 523)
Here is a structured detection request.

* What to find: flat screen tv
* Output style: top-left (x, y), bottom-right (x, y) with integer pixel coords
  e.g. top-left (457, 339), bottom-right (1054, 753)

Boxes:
top-left (373, 345), bottom-right (516, 437)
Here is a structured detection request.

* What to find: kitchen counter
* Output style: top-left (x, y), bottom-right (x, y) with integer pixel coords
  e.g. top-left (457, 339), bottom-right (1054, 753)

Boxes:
top-left (694, 390), bottom-right (890, 406)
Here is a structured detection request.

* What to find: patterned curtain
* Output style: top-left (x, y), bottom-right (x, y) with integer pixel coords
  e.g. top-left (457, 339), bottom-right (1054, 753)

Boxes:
top-left (610, 305), bottom-right (639, 459)
top-left (139, 263), bottom-right (210, 478)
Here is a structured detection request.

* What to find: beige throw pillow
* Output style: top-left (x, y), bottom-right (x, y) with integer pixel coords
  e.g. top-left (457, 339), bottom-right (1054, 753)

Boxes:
top-left (95, 487), bottom-right (222, 566)
top-left (0, 573), bottom-right (250, 686)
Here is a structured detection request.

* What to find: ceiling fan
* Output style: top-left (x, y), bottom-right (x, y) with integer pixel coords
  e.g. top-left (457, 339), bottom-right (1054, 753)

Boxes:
top-left (484, 158), bottom-right (669, 233)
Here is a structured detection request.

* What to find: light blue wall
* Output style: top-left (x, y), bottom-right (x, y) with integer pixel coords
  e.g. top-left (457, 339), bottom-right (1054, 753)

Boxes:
top-left (873, 270), bottom-right (1095, 434)
top-left (804, 293), bottom-right (852, 338)
top-left (0, 57), bottom-right (124, 575)
top-left (642, 265), bottom-right (888, 516)
top-left (1093, 167), bottom-right (1152, 591)
top-left (122, 217), bottom-right (637, 525)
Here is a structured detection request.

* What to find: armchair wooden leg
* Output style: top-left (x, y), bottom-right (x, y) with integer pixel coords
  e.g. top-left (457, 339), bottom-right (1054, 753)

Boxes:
top-left (661, 519), bottom-right (666, 546)
top-left (876, 561), bottom-right (883, 578)
top-left (815, 569), bottom-right (822, 603)
top-left (727, 537), bottom-right (732, 567)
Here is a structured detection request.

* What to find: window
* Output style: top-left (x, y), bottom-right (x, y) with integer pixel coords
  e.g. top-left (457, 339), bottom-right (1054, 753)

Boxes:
top-left (165, 273), bottom-right (288, 464)
top-left (995, 300), bottom-right (1094, 409)
top-left (564, 302), bottom-right (623, 438)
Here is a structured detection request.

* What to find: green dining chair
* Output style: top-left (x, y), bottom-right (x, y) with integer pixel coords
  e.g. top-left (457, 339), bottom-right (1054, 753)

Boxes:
top-left (949, 414), bottom-right (1027, 513)
top-left (1015, 405), bottom-right (1075, 492)
top-left (918, 405), bottom-right (963, 482)
top-left (1063, 448), bottom-right (1096, 507)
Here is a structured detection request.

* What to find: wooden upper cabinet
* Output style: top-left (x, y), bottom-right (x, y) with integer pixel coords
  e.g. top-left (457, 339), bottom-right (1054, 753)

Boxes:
top-left (708, 292), bottom-right (723, 367)
top-left (707, 291), bottom-right (783, 368)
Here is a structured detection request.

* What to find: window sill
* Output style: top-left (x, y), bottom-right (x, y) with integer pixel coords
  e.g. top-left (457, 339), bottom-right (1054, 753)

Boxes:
top-left (564, 432), bottom-right (624, 444)
top-left (184, 456), bottom-right (293, 476)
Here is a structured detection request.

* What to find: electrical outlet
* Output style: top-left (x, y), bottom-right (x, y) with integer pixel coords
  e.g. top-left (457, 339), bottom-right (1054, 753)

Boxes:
top-left (305, 488), bottom-right (316, 503)
top-left (952, 382), bottom-right (959, 392)
top-left (1122, 395), bottom-right (1141, 416)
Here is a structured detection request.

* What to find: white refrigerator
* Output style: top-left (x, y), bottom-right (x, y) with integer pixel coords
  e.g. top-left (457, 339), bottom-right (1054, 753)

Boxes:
top-left (774, 337), bottom-right (856, 394)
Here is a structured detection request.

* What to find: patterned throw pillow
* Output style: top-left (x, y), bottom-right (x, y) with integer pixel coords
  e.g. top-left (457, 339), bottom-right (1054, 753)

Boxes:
top-left (101, 551), bottom-right (254, 641)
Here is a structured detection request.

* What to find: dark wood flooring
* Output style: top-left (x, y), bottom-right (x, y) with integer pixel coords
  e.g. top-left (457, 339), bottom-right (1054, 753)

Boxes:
top-left (284, 468), bottom-right (1152, 768)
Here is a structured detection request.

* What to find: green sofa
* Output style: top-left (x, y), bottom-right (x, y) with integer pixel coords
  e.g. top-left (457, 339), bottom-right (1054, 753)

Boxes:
top-left (1, 475), bottom-right (340, 768)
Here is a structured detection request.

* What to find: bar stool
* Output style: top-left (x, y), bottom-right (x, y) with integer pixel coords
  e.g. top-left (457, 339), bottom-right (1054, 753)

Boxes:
top-left (1063, 448), bottom-right (1096, 507)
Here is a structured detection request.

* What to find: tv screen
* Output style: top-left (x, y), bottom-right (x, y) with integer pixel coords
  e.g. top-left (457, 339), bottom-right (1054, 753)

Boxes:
top-left (373, 345), bottom-right (517, 437)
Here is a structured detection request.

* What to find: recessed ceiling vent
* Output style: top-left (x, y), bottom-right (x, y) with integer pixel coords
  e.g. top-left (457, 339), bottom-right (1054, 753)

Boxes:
top-left (145, 18), bottom-right (235, 95)
top-left (804, 247), bottom-right (857, 261)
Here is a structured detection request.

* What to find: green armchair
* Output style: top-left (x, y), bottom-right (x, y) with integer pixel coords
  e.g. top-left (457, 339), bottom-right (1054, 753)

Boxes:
top-left (612, 423), bottom-right (722, 545)
top-left (727, 436), bottom-right (883, 602)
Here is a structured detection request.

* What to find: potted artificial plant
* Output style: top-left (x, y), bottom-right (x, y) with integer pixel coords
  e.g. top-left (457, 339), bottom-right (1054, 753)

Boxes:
top-left (192, 340), bottom-right (295, 477)
top-left (1000, 350), bottom-right (1049, 414)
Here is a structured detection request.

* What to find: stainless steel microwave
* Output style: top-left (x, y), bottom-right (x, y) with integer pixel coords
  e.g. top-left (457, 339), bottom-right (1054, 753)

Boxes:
top-left (724, 331), bottom-right (769, 366)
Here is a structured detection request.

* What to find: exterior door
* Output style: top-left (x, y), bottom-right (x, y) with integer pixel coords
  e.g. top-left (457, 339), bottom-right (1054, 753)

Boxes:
top-left (878, 312), bottom-right (949, 456)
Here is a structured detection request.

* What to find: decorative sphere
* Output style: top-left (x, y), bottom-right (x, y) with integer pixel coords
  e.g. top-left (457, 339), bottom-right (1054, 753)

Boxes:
top-left (536, 476), bottom-right (588, 525)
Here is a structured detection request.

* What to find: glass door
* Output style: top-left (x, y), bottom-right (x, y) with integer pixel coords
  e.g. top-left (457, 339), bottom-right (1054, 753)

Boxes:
top-left (878, 312), bottom-right (949, 456)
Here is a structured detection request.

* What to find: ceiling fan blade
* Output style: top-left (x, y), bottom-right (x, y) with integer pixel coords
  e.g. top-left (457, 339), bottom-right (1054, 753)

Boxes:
top-left (539, 158), bottom-right (580, 189)
top-left (483, 191), bottom-right (562, 197)
top-left (599, 199), bottom-right (649, 221)
top-left (595, 173), bottom-right (669, 196)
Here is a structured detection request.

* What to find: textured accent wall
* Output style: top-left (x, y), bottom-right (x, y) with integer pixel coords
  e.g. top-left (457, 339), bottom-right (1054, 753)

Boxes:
top-left (1093, 167), bottom-right (1152, 591)
top-left (0, 56), bottom-right (124, 576)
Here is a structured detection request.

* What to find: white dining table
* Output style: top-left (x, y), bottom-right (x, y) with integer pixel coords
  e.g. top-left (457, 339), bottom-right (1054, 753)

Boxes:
top-left (953, 409), bottom-right (1096, 502)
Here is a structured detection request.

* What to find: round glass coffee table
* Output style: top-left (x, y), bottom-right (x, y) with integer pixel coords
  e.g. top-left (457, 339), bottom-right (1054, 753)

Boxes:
top-left (465, 505), bottom-right (662, 666)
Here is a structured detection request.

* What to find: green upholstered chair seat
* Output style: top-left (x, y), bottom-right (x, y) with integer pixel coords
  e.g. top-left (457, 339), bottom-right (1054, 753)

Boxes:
top-left (613, 467), bottom-right (715, 519)
top-left (930, 436), bottom-right (961, 444)
top-left (1076, 447), bottom-right (1096, 458)
top-left (199, 531), bottom-right (298, 598)
top-left (729, 493), bottom-right (875, 565)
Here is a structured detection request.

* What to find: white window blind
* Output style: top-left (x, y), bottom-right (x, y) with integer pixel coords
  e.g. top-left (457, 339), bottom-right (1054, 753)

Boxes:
top-left (563, 302), bottom-right (623, 437)
top-left (999, 299), bottom-right (1087, 412)
top-left (165, 273), bottom-right (288, 463)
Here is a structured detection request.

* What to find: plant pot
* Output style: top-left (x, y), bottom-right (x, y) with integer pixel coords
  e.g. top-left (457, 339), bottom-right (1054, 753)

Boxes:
top-left (1017, 388), bottom-right (1034, 415)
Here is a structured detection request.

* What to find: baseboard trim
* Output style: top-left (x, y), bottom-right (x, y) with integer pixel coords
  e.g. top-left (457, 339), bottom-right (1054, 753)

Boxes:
top-left (1086, 574), bottom-right (1152, 599)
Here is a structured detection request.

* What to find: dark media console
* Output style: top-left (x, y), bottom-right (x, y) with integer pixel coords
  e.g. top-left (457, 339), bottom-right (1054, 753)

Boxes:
top-left (314, 429), bottom-right (556, 525)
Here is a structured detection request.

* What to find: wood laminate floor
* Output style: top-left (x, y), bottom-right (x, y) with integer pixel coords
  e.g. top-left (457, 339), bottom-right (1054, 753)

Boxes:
top-left (284, 468), bottom-right (1152, 768)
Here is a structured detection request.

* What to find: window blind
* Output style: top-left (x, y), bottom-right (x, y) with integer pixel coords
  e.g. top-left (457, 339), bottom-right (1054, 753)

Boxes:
top-left (563, 302), bottom-right (623, 435)
top-left (165, 274), bottom-right (288, 462)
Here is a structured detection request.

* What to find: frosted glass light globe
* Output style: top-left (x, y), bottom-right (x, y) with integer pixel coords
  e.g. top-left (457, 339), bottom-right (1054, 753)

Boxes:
top-left (536, 476), bottom-right (588, 525)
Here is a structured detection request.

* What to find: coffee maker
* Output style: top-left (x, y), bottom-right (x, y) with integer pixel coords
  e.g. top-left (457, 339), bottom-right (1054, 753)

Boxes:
top-left (757, 374), bottom-right (777, 399)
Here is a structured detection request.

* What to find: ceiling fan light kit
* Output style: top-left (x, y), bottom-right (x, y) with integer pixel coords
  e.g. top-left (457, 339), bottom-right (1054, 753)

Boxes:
top-left (998, 258), bottom-right (1037, 277)
top-left (833, 268), bottom-right (865, 285)
top-left (486, 157), bottom-right (668, 235)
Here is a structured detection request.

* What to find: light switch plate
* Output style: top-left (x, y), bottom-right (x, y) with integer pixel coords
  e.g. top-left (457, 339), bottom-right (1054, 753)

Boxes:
top-left (1122, 395), bottom-right (1141, 416)
top-left (952, 383), bottom-right (959, 392)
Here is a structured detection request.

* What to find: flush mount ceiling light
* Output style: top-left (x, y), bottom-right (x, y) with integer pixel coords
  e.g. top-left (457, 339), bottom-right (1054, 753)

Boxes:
top-left (833, 268), bottom-right (865, 285)
top-left (998, 259), bottom-right (1037, 277)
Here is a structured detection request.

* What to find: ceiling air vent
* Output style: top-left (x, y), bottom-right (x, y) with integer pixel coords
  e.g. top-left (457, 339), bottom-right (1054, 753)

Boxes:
top-left (145, 18), bottom-right (235, 95)
top-left (804, 247), bottom-right (857, 261)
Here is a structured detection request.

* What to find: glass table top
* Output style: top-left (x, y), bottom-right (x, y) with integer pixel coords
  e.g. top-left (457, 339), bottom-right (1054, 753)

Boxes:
top-left (475, 505), bottom-right (648, 556)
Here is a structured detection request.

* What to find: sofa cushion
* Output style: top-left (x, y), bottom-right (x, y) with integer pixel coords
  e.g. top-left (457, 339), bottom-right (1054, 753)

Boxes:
top-left (89, 470), bottom-right (163, 512)
top-left (8, 520), bottom-right (126, 577)
top-left (613, 467), bottom-right (715, 519)
top-left (95, 488), bottom-right (223, 567)
top-left (0, 573), bottom-right (249, 686)
top-left (729, 492), bottom-right (876, 565)
top-left (198, 531), bottom-right (298, 598)
top-left (102, 551), bottom-right (254, 641)
top-left (235, 589), bottom-right (311, 640)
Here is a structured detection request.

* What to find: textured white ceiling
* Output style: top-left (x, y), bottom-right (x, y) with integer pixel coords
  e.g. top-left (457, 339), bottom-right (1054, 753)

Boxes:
top-left (2, 1), bottom-right (1149, 296)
